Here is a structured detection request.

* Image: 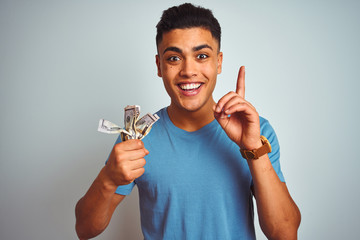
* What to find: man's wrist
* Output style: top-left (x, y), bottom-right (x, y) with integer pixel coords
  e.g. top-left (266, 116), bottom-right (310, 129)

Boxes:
top-left (98, 167), bottom-right (118, 193)
top-left (240, 140), bottom-right (263, 150)
top-left (240, 136), bottom-right (271, 160)
top-left (238, 136), bottom-right (262, 150)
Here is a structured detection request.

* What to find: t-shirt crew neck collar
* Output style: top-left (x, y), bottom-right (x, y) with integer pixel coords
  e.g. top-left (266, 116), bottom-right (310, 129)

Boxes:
top-left (161, 107), bottom-right (218, 136)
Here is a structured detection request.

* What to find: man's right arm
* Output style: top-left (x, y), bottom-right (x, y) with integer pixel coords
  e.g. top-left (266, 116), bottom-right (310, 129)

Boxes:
top-left (75, 139), bottom-right (148, 239)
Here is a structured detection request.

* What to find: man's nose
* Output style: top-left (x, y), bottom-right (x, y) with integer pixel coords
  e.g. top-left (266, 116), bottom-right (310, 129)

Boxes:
top-left (179, 58), bottom-right (197, 78)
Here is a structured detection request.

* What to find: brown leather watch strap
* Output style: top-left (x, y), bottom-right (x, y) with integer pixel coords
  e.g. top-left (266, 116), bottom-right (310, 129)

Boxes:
top-left (240, 136), bottom-right (272, 160)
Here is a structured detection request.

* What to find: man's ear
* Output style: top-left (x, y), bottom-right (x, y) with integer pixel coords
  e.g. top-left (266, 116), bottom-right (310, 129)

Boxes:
top-left (155, 55), bottom-right (162, 77)
top-left (217, 52), bottom-right (223, 74)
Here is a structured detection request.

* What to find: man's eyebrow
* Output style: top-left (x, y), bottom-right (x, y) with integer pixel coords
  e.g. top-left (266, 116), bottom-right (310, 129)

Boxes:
top-left (163, 44), bottom-right (213, 54)
top-left (193, 44), bottom-right (213, 52)
top-left (163, 46), bottom-right (182, 54)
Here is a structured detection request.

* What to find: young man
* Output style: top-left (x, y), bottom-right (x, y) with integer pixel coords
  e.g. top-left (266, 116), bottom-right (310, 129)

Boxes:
top-left (75, 3), bottom-right (301, 239)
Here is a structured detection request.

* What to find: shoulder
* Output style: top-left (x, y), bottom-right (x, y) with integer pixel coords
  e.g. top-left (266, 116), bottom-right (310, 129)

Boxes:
top-left (259, 116), bottom-right (276, 137)
top-left (142, 107), bottom-right (168, 141)
top-left (259, 116), bottom-right (279, 148)
top-left (151, 107), bottom-right (167, 129)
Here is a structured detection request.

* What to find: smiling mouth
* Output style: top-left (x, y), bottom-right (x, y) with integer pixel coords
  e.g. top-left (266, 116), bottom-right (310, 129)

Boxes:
top-left (178, 83), bottom-right (203, 91)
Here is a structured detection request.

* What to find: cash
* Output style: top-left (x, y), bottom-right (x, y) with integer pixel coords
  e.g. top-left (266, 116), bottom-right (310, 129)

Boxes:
top-left (123, 105), bottom-right (140, 140)
top-left (124, 105), bottom-right (140, 132)
top-left (98, 119), bottom-right (131, 135)
top-left (98, 105), bottom-right (159, 141)
top-left (135, 113), bottom-right (160, 139)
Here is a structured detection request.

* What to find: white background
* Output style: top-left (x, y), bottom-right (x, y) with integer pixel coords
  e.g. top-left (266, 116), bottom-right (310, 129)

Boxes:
top-left (1, 0), bottom-right (359, 239)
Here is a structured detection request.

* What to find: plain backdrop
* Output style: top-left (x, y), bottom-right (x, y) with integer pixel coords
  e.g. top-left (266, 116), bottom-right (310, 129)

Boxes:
top-left (1, 0), bottom-right (359, 239)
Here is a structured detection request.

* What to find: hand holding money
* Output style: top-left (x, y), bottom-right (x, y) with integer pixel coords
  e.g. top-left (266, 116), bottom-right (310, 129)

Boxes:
top-left (98, 105), bottom-right (159, 141)
top-left (98, 105), bottom-right (159, 186)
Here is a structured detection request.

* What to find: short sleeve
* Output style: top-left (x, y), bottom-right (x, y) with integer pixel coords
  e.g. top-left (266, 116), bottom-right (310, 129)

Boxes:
top-left (106, 134), bottom-right (136, 195)
top-left (260, 117), bottom-right (285, 183)
top-left (115, 182), bottom-right (136, 195)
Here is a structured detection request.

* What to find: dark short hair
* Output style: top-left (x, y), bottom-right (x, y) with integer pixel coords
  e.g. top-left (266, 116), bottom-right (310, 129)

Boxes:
top-left (156, 3), bottom-right (221, 51)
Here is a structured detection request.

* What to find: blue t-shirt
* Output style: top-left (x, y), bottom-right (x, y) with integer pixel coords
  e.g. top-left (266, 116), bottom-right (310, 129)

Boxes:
top-left (114, 107), bottom-right (285, 240)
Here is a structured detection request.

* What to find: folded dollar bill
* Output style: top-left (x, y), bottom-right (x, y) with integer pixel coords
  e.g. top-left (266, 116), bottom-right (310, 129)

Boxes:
top-left (98, 105), bottom-right (159, 141)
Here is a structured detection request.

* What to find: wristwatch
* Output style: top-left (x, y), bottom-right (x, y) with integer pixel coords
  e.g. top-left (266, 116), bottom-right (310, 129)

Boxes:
top-left (240, 136), bottom-right (272, 160)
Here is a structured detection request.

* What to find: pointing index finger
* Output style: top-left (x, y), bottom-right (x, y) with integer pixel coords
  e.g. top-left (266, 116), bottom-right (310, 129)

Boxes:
top-left (236, 66), bottom-right (245, 98)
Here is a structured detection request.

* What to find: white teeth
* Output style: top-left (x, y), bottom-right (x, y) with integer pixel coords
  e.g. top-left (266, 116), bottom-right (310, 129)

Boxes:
top-left (179, 83), bottom-right (202, 90)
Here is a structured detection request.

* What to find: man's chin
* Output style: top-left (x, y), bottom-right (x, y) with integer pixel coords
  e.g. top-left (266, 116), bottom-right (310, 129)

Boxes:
top-left (178, 103), bottom-right (209, 113)
top-left (172, 97), bottom-right (215, 113)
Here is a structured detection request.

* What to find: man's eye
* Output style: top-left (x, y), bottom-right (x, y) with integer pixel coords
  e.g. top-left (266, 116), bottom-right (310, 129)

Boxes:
top-left (197, 54), bottom-right (208, 60)
top-left (168, 56), bottom-right (180, 61)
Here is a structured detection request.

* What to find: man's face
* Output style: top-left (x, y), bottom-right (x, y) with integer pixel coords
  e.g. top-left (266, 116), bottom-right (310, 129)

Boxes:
top-left (156, 27), bottom-right (223, 113)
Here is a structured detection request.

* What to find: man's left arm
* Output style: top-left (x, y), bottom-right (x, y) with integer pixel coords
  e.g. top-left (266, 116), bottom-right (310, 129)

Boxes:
top-left (248, 151), bottom-right (301, 239)
top-left (214, 66), bottom-right (301, 240)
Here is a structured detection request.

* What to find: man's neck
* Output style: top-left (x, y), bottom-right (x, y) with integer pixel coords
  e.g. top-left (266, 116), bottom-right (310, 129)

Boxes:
top-left (167, 99), bottom-right (216, 132)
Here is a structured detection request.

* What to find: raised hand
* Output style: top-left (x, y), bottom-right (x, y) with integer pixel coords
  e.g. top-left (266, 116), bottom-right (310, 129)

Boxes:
top-left (213, 66), bottom-right (261, 150)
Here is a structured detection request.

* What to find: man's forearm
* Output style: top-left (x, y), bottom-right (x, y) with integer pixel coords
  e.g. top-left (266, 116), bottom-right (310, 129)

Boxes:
top-left (248, 155), bottom-right (301, 240)
top-left (75, 167), bottom-right (124, 239)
